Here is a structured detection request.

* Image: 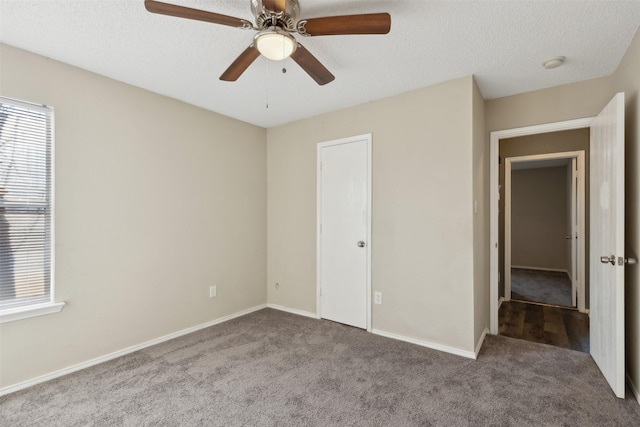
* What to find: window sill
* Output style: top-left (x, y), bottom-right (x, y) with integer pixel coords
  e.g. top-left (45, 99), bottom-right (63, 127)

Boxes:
top-left (0, 302), bottom-right (66, 324)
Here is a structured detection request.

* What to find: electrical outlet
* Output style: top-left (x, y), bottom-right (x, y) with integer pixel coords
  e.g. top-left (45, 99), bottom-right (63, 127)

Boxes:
top-left (209, 285), bottom-right (217, 298)
top-left (374, 291), bottom-right (382, 305)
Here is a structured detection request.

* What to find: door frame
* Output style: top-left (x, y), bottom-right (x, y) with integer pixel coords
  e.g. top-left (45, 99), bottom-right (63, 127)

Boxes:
top-left (490, 118), bottom-right (593, 334)
top-left (316, 133), bottom-right (372, 331)
top-left (504, 151), bottom-right (586, 311)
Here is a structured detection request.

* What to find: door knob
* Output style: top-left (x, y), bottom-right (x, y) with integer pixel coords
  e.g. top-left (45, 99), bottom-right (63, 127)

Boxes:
top-left (626, 257), bottom-right (637, 265)
top-left (357, 241), bottom-right (366, 248)
top-left (600, 255), bottom-right (616, 265)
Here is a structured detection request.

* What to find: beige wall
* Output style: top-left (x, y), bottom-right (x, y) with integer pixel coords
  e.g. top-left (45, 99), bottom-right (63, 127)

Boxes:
top-left (0, 44), bottom-right (268, 388)
top-left (473, 79), bottom-right (489, 346)
top-left (612, 27), bottom-right (640, 400)
top-left (511, 166), bottom-right (568, 271)
top-left (486, 77), bottom-right (614, 131)
top-left (268, 76), bottom-right (479, 353)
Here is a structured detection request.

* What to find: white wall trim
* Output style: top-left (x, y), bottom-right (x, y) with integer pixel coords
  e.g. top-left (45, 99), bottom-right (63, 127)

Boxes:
top-left (0, 301), bottom-right (65, 324)
top-left (505, 157), bottom-right (513, 302)
top-left (266, 303), bottom-right (320, 319)
top-left (498, 296), bottom-right (505, 310)
top-left (490, 117), bottom-right (594, 334)
top-left (627, 372), bottom-right (640, 406)
top-left (474, 328), bottom-right (489, 358)
top-left (371, 329), bottom-right (477, 360)
top-left (0, 304), bottom-right (268, 397)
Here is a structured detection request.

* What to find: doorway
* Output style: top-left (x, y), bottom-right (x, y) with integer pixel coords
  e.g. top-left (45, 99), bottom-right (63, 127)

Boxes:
top-left (490, 121), bottom-right (593, 335)
top-left (489, 93), bottom-right (627, 398)
top-left (316, 134), bottom-right (372, 330)
top-left (498, 146), bottom-right (589, 354)
top-left (504, 151), bottom-right (586, 311)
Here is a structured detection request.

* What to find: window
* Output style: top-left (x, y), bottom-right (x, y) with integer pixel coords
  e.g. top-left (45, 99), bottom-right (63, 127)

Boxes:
top-left (0, 97), bottom-right (63, 322)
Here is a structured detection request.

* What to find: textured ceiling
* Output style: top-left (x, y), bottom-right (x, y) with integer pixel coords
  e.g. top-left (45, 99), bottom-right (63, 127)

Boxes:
top-left (1, 0), bottom-right (640, 128)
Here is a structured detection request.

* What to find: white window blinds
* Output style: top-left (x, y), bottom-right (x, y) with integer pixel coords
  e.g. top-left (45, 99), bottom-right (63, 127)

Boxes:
top-left (0, 97), bottom-right (53, 311)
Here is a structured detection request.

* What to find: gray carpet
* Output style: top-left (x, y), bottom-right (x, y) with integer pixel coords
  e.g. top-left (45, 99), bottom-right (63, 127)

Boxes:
top-left (2, 308), bottom-right (639, 426)
top-left (511, 268), bottom-right (573, 307)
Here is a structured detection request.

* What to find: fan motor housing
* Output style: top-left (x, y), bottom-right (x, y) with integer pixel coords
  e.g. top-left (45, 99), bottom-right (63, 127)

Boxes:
top-left (251, 0), bottom-right (300, 31)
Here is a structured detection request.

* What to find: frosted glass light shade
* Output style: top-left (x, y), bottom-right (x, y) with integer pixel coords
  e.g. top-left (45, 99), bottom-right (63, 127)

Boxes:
top-left (255, 30), bottom-right (297, 61)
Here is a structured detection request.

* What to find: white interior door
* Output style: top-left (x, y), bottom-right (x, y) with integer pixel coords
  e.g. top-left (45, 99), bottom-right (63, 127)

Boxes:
top-left (318, 135), bottom-right (370, 329)
top-left (590, 92), bottom-right (625, 398)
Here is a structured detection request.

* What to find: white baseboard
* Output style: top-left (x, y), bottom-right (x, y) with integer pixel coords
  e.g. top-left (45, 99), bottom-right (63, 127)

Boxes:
top-left (498, 296), bottom-right (505, 309)
top-left (511, 265), bottom-right (569, 274)
top-left (267, 307), bottom-right (476, 360)
top-left (371, 329), bottom-right (476, 360)
top-left (474, 328), bottom-right (489, 358)
top-left (0, 304), bottom-right (268, 397)
top-left (627, 372), bottom-right (640, 406)
top-left (266, 303), bottom-right (319, 319)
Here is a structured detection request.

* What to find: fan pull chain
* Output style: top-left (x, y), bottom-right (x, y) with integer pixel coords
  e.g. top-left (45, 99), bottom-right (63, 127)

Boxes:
top-left (265, 57), bottom-right (270, 109)
top-left (281, 36), bottom-right (288, 74)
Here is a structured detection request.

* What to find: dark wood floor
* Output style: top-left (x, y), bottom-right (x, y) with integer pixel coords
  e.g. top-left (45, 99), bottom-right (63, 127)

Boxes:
top-left (499, 300), bottom-right (589, 353)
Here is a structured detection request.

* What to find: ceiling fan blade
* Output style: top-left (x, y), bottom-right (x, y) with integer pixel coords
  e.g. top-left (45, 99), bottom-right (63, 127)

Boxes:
top-left (220, 46), bottom-right (261, 82)
top-left (144, 0), bottom-right (251, 29)
top-left (300, 13), bottom-right (391, 36)
top-left (290, 44), bottom-right (335, 86)
top-left (262, 0), bottom-right (287, 13)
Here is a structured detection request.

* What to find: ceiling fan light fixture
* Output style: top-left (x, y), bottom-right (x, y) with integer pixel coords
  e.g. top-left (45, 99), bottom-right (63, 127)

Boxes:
top-left (255, 28), bottom-right (297, 61)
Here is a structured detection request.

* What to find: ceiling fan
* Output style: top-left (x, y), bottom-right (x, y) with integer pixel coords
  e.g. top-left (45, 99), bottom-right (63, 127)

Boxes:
top-left (144, 0), bottom-right (391, 85)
